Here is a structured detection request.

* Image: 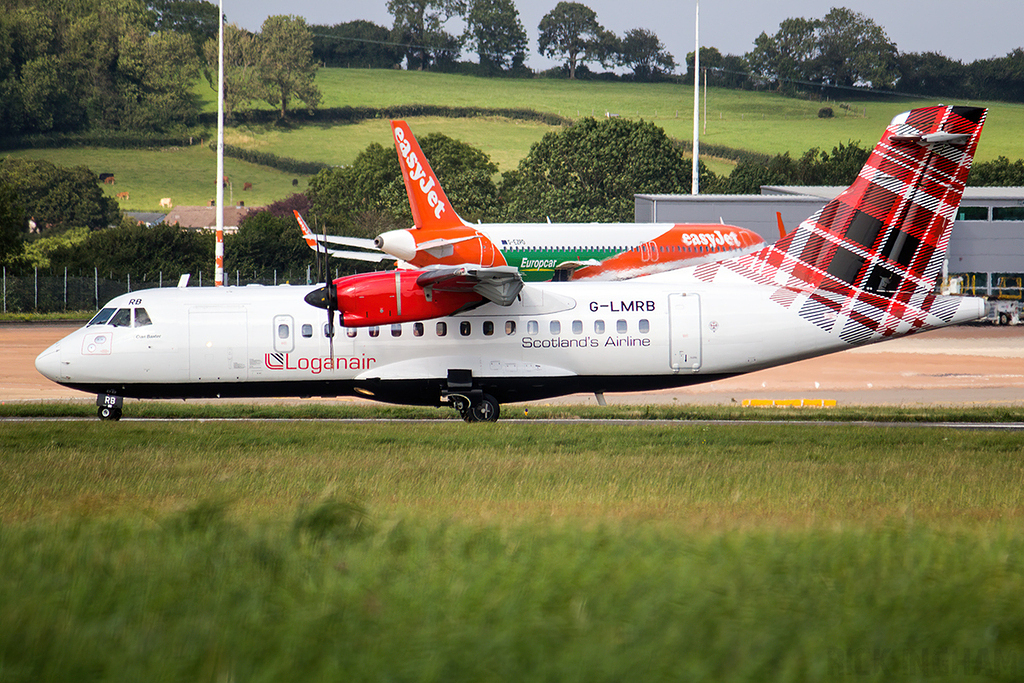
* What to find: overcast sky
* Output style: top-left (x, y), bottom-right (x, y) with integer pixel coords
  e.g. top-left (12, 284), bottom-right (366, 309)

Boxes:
top-left (225, 0), bottom-right (1022, 73)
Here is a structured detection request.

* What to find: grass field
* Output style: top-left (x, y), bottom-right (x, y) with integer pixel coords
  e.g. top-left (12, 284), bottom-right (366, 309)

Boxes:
top-left (2, 418), bottom-right (1024, 680)
top-left (7, 69), bottom-right (1022, 212)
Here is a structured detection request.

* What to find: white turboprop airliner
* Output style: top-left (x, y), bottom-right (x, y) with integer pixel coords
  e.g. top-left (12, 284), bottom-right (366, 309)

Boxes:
top-left (297, 120), bottom-right (766, 282)
top-left (37, 106), bottom-right (987, 422)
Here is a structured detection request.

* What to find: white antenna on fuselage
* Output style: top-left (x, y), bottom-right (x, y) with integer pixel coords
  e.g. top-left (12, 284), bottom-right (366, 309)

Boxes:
top-left (214, 0), bottom-right (225, 286)
top-left (691, 0), bottom-right (700, 195)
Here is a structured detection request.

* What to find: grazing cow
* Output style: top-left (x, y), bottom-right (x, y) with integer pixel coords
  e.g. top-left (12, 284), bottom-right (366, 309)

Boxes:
top-left (103, 175), bottom-right (116, 185)
top-left (243, 182), bottom-right (253, 191)
top-left (116, 191), bottom-right (129, 200)
top-left (159, 197), bottom-right (172, 208)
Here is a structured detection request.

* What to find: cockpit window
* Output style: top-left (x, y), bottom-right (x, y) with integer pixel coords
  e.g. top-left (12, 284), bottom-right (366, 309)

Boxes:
top-left (109, 308), bottom-right (132, 327)
top-left (88, 308), bottom-right (116, 326)
top-left (134, 308), bottom-right (152, 327)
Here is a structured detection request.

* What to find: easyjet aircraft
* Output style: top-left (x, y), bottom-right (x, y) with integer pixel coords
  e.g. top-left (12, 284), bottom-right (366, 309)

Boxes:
top-left (37, 106), bottom-right (987, 422)
top-left (298, 120), bottom-right (765, 281)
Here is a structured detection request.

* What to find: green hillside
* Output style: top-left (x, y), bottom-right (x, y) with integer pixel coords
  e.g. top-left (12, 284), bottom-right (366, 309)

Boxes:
top-left (9, 69), bottom-right (1022, 212)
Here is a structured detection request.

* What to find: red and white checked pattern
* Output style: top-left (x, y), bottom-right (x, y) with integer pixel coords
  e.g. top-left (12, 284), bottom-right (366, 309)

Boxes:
top-left (695, 105), bottom-right (986, 341)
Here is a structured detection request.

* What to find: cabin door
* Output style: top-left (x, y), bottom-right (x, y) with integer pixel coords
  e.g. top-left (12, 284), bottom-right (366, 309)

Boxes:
top-left (668, 293), bottom-right (701, 371)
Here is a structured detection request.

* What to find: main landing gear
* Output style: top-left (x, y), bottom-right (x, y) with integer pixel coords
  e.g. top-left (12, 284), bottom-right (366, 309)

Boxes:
top-left (443, 369), bottom-right (500, 423)
top-left (96, 394), bottom-right (123, 421)
top-left (449, 393), bottom-right (500, 423)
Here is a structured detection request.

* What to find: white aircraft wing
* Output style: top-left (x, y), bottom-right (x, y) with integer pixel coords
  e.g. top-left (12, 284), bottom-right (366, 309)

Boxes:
top-left (416, 265), bottom-right (523, 306)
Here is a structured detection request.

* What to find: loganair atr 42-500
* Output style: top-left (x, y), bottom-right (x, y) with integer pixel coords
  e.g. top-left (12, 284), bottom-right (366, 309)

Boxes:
top-left (297, 120), bottom-right (766, 281)
top-left (37, 106), bottom-right (987, 422)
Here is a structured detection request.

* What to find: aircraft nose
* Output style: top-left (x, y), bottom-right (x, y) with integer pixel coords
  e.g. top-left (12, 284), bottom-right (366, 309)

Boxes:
top-left (35, 342), bottom-right (63, 381)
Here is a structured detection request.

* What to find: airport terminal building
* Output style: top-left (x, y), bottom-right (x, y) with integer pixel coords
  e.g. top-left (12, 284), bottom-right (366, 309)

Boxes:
top-left (635, 187), bottom-right (1024, 300)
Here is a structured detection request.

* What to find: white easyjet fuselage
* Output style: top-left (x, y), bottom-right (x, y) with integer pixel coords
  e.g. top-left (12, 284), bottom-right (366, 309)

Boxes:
top-left (35, 277), bottom-right (985, 409)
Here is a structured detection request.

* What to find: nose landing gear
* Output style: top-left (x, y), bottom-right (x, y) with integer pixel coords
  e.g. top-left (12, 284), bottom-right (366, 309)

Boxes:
top-left (96, 394), bottom-right (123, 421)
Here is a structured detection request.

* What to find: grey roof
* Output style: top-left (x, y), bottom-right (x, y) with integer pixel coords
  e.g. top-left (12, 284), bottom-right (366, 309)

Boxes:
top-left (760, 186), bottom-right (1024, 201)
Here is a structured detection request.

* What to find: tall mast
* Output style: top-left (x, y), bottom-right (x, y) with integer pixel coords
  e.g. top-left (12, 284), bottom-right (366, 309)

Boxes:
top-left (215, 0), bottom-right (225, 286)
top-left (690, 0), bottom-right (700, 195)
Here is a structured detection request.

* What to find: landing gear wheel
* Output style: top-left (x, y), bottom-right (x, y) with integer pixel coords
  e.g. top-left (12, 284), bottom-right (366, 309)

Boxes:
top-left (469, 394), bottom-right (500, 423)
top-left (98, 406), bottom-right (122, 421)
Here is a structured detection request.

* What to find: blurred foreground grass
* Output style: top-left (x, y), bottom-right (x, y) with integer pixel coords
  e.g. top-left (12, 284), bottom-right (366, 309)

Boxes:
top-left (2, 419), bottom-right (1023, 681)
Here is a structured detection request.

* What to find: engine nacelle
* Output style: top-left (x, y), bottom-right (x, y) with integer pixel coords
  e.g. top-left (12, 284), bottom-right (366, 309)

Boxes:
top-left (333, 270), bottom-right (482, 327)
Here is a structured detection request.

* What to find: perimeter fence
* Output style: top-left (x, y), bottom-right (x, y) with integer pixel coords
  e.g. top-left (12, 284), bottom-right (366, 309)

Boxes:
top-left (2, 267), bottom-right (315, 314)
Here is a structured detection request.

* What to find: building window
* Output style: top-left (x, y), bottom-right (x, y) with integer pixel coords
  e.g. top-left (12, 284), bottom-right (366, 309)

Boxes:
top-left (994, 206), bottom-right (1024, 221)
top-left (957, 206), bottom-right (988, 221)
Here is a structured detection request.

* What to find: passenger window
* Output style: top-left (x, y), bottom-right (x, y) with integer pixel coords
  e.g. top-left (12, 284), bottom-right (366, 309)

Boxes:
top-left (572, 320), bottom-right (583, 334)
top-left (483, 321), bottom-right (494, 336)
top-left (436, 322), bottom-right (447, 337)
top-left (324, 323), bottom-right (335, 338)
top-left (460, 321), bottom-right (471, 336)
top-left (134, 308), bottom-right (152, 327)
top-left (368, 326), bottom-right (380, 338)
top-left (88, 308), bottom-right (116, 326)
top-left (346, 327), bottom-right (357, 338)
top-left (110, 308), bottom-right (132, 327)
top-left (639, 319), bottom-right (650, 334)
top-left (527, 320), bottom-right (539, 335)
top-left (594, 320), bottom-right (605, 334)
top-left (617, 319), bottom-right (627, 334)
top-left (413, 322), bottom-right (424, 337)
top-left (391, 324), bottom-right (402, 337)
top-left (277, 323), bottom-right (290, 339)
top-left (301, 324), bottom-right (313, 338)
top-left (505, 321), bottom-right (516, 335)
top-left (550, 320), bottom-right (560, 335)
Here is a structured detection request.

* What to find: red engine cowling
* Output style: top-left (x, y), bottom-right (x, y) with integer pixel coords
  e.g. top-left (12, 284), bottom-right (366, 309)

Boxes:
top-left (333, 270), bottom-right (482, 327)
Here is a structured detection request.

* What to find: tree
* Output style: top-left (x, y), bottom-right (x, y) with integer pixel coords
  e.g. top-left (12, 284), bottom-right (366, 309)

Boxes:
top-left (310, 21), bottom-right (403, 69)
top-left (745, 17), bottom-right (820, 88)
top-left (258, 15), bottom-right (321, 119)
top-left (387, 0), bottom-right (465, 70)
top-left (500, 118), bottom-right (690, 222)
top-left (148, 0), bottom-right (220, 58)
top-left (463, 0), bottom-right (528, 72)
top-left (0, 158), bottom-right (119, 233)
top-left (815, 7), bottom-right (898, 90)
top-left (307, 133), bottom-right (500, 236)
top-left (897, 52), bottom-right (970, 98)
top-left (0, 0), bottom-right (201, 134)
top-left (537, 2), bottom-right (607, 80)
top-left (0, 181), bottom-right (25, 264)
top-left (226, 210), bottom-right (311, 276)
top-left (744, 8), bottom-right (898, 91)
top-left (203, 24), bottom-right (267, 118)
top-left (618, 28), bottom-right (675, 81)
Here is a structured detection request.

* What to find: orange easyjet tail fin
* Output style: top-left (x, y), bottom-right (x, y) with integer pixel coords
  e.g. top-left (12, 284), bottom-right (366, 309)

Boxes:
top-left (391, 120), bottom-right (465, 230)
